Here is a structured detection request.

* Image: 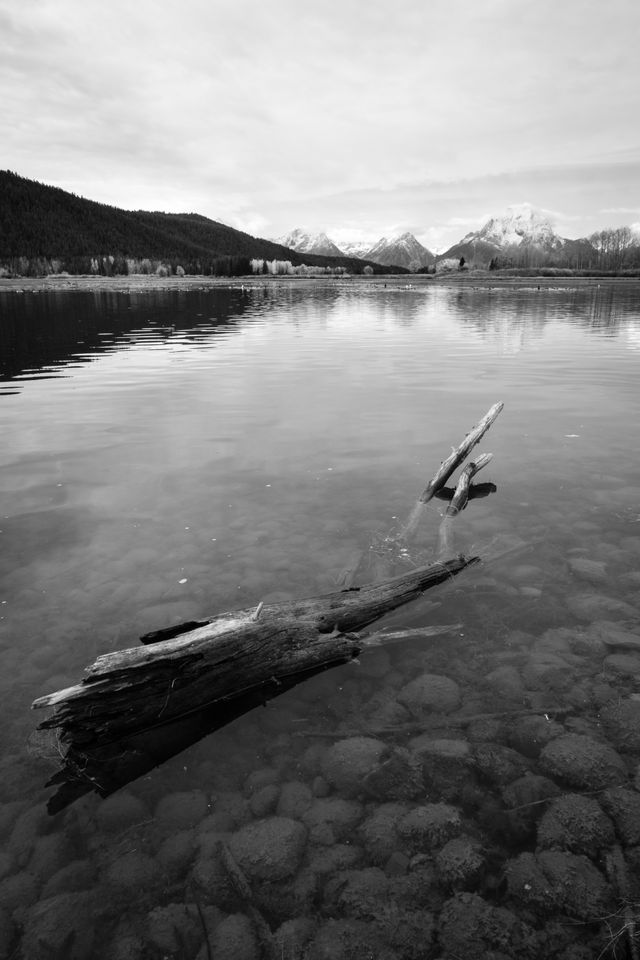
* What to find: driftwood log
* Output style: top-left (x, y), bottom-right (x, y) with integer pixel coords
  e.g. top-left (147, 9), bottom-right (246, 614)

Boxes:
top-left (32, 403), bottom-right (503, 812)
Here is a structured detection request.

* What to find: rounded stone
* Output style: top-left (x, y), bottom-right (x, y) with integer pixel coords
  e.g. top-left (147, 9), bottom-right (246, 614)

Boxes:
top-left (155, 790), bottom-right (209, 830)
top-left (537, 794), bottom-right (615, 856)
top-left (21, 892), bottom-right (95, 960)
top-left (398, 803), bottom-right (462, 851)
top-left (227, 817), bottom-right (307, 881)
top-left (398, 673), bottom-right (461, 716)
top-left (210, 913), bottom-right (260, 960)
top-left (436, 837), bottom-right (484, 890)
top-left (301, 798), bottom-right (363, 846)
top-left (540, 734), bottom-right (626, 790)
top-left (321, 738), bottom-right (387, 797)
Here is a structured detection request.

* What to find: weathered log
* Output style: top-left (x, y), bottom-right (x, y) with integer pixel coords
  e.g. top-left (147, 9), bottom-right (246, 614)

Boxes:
top-left (31, 554), bottom-right (478, 810)
top-left (31, 403), bottom-right (503, 812)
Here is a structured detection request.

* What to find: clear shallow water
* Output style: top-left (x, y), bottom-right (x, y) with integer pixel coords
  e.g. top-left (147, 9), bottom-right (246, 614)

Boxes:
top-left (2, 281), bottom-right (640, 957)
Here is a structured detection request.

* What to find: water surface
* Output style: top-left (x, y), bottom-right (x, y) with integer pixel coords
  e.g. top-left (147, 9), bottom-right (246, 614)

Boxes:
top-left (1, 280), bottom-right (640, 957)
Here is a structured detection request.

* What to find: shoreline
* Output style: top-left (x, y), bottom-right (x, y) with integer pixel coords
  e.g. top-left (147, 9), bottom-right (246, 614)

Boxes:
top-left (0, 273), bottom-right (636, 294)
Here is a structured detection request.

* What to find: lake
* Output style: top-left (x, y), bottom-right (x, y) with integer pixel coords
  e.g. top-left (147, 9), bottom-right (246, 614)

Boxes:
top-left (1, 278), bottom-right (640, 959)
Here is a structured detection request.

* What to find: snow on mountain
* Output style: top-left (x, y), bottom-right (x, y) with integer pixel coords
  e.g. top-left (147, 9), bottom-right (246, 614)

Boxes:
top-left (364, 232), bottom-right (434, 271)
top-left (276, 228), bottom-right (344, 257)
top-left (462, 203), bottom-right (563, 251)
top-left (338, 240), bottom-right (373, 259)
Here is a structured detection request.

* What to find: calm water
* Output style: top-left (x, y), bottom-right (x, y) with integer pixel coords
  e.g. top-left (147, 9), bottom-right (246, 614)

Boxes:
top-left (1, 280), bottom-right (640, 957)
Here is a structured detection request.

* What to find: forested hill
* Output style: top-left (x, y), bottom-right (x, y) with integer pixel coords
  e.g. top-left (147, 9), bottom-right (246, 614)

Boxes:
top-left (0, 171), bottom-right (395, 276)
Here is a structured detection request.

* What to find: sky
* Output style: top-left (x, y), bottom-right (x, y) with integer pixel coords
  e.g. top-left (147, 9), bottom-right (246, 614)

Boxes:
top-left (1, 0), bottom-right (639, 252)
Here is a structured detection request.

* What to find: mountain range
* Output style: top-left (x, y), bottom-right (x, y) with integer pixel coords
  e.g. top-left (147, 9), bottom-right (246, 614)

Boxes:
top-left (1, 172), bottom-right (637, 276)
top-left (279, 205), bottom-right (608, 271)
top-left (278, 229), bottom-right (435, 272)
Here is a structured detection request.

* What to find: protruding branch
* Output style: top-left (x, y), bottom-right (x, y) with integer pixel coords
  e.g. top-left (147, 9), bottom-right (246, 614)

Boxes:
top-left (420, 402), bottom-right (503, 503)
top-left (445, 453), bottom-right (493, 518)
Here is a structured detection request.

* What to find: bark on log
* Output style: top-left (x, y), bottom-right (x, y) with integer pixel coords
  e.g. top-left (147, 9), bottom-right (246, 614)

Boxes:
top-left (420, 401), bottom-right (503, 503)
top-left (32, 553), bottom-right (477, 812)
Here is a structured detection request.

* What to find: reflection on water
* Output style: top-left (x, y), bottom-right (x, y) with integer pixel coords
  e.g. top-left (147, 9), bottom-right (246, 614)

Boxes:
top-left (2, 281), bottom-right (640, 958)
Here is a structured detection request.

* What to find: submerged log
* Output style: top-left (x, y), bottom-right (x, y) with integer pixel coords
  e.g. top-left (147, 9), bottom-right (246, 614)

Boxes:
top-left (32, 555), bottom-right (477, 810)
top-left (31, 402), bottom-right (503, 812)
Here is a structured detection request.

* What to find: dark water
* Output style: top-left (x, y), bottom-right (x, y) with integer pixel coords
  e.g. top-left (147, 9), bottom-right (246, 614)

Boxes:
top-left (1, 281), bottom-right (640, 958)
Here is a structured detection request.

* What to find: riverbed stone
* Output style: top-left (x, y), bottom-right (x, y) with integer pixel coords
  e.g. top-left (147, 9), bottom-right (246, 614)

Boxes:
top-left (250, 785), bottom-right (280, 818)
top-left (301, 798), bottom-right (363, 845)
top-left (485, 665), bottom-right (525, 701)
top-left (539, 734), bottom-right (626, 789)
top-left (601, 698), bottom-right (640, 752)
top-left (155, 789), bottom-right (209, 830)
top-left (359, 803), bottom-right (412, 866)
top-left (147, 902), bottom-right (203, 956)
top-left (274, 917), bottom-right (317, 960)
top-left (228, 817), bottom-right (307, 881)
top-left (566, 593), bottom-right (639, 621)
top-left (474, 742), bottom-right (530, 786)
top-left (0, 870), bottom-right (39, 917)
top-left (501, 775), bottom-right (562, 841)
top-left (210, 913), bottom-right (260, 960)
top-left (537, 794), bottom-right (615, 857)
top-left (304, 918), bottom-right (398, 960)
top-left (0, 906), bottom-right (15, 960)
top-left (321, 737), bottom-right (386, 797)
top-left (306, 843), bottom-right (363, 877)
top-left (21, 892), bottom-right (95, 960)
top-left (358, 746), bottom-right (424, 801)
top-left (438, 892), bottom-right (536, 960)
top-left (568, 557), bottom-right (608, 584)
top-left (277, 781), bottom-right (313, 819)
top-left (397, 673), bottom-right (461, 716)
top-left (323, 866), bottom-right (389, 919)
top-left (397, 803), bottom-right (462, 852)
top-left (41, 858), bottom-right (97, 898)
top-left (436, 837), bottom-right (484, 890)
top-left (156, 829), bottom-right (196, 879)
top-left (410, 736), bottom-right (472, 800)
top-left (600, 787), bottom-right (640, 845)
top-left (104, 851), bottom-right (163, 905)
top-left (508, 714), bottom-right (564, 758)
top-left (506, 850), bottom-right (612, 919)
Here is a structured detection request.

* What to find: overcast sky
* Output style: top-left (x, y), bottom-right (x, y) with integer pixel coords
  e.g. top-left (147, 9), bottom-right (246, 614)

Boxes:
top-left (1, 0), bottom-right (639, 251)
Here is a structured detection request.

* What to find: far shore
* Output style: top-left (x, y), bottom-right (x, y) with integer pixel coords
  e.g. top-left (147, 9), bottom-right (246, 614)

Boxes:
top-left (1, 273), bottom-right (637, 295)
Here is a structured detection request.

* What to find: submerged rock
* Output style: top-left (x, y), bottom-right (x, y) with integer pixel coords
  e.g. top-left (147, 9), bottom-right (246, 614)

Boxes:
top-left (303, 918), bottom-right (398, 960)
top-left (397, 803), bottom-right (462, 852)
top-left (209, 913), bottom-right (260, 960)
top-left (146, 902), bottom-right (204, 956)
top-left (600, 787), bottom-right (640, 845)
top-left (21, 892), bottom-right (96, 960)
top-left (537, 794), bottom-right (615, 857)
top-left (539, 734), bottom-right (626, 790)
top-left (397, 673), bottom-right (461, 716)
top-left (474, 742), bottom-right (530, 787)
top-left (301, 797), bottom-right (363, 846)
top-left (321, 737), bottom-right (386, 797)
top-left (438, 892), bottom-right (537, 960)
top-left (506, 850), bottom-right (612, 920)
top-left (601, 698), bottom-right (640, 752)
top-left (566, 593), bottom-right (638, 621)
top-left (359, 803), bottom-right (412, 866)
top-left (436, 837), bottom-right (484, 890)
top-left (228, 817), bottom-right (307, 881)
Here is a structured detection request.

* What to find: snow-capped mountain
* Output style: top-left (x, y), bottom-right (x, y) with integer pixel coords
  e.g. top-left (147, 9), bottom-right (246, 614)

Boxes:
top-left (276, 228), bottom-right (434, 271)
top-left (276, 228), bottom-right (344, 257)
top-left (461, 204), bottom-right (563, 252)
top-left (338, 240), bottom-right (373, 259)
top-left (363, 232), bottom-right (434, 271)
